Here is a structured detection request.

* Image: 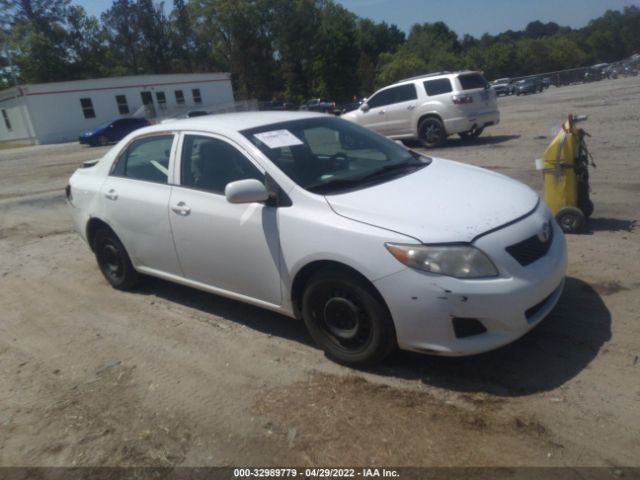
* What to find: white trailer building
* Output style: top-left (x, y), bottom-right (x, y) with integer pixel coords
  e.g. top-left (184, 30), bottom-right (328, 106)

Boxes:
top-left (0, 73), bottom-right (234, 145)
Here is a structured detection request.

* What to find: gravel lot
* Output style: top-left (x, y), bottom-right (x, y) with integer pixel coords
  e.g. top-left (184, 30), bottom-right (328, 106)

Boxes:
top-left (1, 77), bottom-right (639, 467)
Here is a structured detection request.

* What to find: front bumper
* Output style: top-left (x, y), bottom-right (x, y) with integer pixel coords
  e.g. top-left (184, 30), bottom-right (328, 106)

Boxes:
top-left (373, 203), bottom-right (567, 356)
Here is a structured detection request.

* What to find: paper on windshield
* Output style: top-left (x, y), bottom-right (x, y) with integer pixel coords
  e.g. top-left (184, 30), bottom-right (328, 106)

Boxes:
top-left (254, 130), bottom-right (304, 149)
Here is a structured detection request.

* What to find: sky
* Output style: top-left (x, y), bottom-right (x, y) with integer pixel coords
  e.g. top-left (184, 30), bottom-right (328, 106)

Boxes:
top-left (75, 0), bottom-right (639, 38)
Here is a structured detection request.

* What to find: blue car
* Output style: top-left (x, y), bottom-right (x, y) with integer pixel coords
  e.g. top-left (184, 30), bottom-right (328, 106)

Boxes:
top-left (79, 117), bottom-right (150, 147)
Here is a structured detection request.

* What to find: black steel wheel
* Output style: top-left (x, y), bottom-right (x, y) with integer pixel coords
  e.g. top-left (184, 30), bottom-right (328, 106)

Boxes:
top-left (93, 227), bottom-right (139, 290)
top-left (556, 207), bottom-right (586, 234)
top-left (458, 126), bottom-right (484, 140)
top-left (302, 269), bottom-right (396, 367)
top-left (418, 117), bottom-right (446, 148)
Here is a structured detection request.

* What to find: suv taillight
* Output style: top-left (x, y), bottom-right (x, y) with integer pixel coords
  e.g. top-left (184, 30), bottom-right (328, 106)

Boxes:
top-left (452, 94), bottom-right (473, 105)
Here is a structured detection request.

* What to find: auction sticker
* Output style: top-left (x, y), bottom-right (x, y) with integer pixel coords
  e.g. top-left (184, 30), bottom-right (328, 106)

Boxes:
top-left (254, 130), bottom-right (304, 149)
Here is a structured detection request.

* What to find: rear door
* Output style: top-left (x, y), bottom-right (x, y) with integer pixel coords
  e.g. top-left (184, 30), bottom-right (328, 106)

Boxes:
top-left (99, 133), bottom-right (182, 275)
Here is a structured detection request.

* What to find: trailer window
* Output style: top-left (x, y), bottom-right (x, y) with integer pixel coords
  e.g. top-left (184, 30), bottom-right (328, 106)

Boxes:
top-left (2, 109), bottom-right (11, 130)
top-left (80, 98), bottom-right (95, 119)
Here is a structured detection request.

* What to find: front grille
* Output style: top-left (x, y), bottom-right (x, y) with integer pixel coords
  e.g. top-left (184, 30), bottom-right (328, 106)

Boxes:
top-left (506, 228), bottom-right (553, 266)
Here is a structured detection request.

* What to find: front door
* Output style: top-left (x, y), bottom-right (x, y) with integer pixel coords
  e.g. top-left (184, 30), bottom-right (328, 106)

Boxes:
top-left (168, 133), bottom-right (282, 306)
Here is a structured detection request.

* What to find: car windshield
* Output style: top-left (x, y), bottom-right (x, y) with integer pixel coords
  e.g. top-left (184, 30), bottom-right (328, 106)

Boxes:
top-left (241, 117), bottom-right (431, 194)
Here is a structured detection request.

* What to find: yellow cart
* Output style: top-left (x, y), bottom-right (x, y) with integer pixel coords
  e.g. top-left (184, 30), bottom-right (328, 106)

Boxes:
top-left (542, 114), bottom-right (594, 233)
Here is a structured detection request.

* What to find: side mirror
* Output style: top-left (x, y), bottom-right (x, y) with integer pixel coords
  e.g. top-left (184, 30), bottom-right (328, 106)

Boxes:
top-left (360, 103), bottom-right (370, 113)
top-left (225, 179), bottom-right (269, 204)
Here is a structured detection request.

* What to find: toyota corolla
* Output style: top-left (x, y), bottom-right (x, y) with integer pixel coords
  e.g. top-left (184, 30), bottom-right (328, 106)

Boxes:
top-left (66, 111), bottom-right (566, 366)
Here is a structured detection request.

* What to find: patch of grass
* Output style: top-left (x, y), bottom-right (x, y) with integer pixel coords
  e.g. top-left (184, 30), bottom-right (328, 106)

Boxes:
top-left (0, 142), bottom-right (30, 150)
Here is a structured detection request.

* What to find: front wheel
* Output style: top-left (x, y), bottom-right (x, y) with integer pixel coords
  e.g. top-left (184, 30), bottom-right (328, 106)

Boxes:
top-left (418, 117), bottom-right (446, 148)
top-left (458, 126), bottom-right (484, 141)
top-left (93, 227), bottom-right (139, 290)
top-left (302, 269), bottom-right (396, 367)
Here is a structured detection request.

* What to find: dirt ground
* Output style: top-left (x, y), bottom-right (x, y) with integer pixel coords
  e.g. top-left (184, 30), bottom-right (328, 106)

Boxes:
top-left (0, 77), bottom-right (639, 468)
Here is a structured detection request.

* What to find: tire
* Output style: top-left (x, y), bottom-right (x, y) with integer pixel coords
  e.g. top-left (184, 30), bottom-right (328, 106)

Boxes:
top-left (556, 207), bottom-right (586, 234)
top-left (93, 227), bottom-right (139, 290)
top-left (418, 117), bottom-right (446, 148)
top-left (98, 135), bottom-right (108, 147)
top-left (458, 126), bottom-right (484, 141)
top-left (301, 268), bottom-right (396, 367)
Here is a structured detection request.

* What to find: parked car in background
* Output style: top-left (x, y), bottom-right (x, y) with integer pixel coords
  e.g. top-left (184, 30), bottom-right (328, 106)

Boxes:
top-left (300, 98), bottom-right (340, 114)
top-left (491, 78), bottom-right (515, 96)
top-left (66, 111), bottom-right (566, 366)
top-left (342, 70), bottom-right (499, 148)
top-left (260, 100), bottom-right (298, 111)
top-left (339, 97), bottom-right (366, 114)
top-left (79, 117), bottom-right (150, 146)
top-left (515, 79), bottom-right (540, 95)
top-left (160, 110), bottom-right (210, 124)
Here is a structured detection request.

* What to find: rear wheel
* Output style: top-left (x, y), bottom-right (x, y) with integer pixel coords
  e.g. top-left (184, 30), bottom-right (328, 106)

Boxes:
top-left (458, 126), bottom-right (484, 141)
top-left (418, 117), bottom-right (446, 148)
top-left (302, 269), bottom-right (396, 367)
top-left (93, 227), bottom-right (139, 290)
top-left (556, 207), bottom-right (586, 234)
top-left (98, 135), bottom-right (108, 147)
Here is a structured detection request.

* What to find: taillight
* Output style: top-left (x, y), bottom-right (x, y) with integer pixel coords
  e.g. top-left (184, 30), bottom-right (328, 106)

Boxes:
top-left (452, 94), bottom-right (473, 105)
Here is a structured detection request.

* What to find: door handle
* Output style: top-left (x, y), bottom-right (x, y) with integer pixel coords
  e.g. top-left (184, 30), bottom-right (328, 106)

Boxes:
top-left (105, 189), bottom-right (118, 200)
top-left (407, 105), bottom-right (416, 110)
top-left (171, 201), bottom-right (191, 216)
top-left (378, 110), bottom-right (385, 115)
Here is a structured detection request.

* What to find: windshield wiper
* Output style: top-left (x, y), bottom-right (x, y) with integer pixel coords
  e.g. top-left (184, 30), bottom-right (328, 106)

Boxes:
top-left (359, 161), bottom-right (426, 182)
top-left (306, 178), bottom-right (363, 194)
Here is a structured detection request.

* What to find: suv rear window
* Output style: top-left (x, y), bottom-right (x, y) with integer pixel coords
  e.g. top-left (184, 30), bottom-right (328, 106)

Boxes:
top-left (423, 78), bottom-right (453, 96)
top-left (458, 73), bottom-right (488, 90)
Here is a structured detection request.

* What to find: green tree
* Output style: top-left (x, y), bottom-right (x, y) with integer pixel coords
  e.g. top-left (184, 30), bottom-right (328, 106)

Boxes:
top-left (1, 0), bottom-right (71, 82)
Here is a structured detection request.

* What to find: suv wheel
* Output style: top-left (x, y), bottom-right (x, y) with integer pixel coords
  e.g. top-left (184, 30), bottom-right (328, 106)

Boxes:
top-left (418, 117), bottom-right (446, 148)
top-left (458, 127), bottom-right (484, 141)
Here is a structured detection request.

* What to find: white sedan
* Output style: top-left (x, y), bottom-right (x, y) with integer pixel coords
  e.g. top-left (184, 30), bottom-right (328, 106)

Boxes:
top-left (66, 111), bottom-right (566, 366)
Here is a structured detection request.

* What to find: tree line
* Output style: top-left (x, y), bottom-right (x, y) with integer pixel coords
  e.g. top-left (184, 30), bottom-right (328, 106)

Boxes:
top-left (1, 0), bottom-right (639, 101)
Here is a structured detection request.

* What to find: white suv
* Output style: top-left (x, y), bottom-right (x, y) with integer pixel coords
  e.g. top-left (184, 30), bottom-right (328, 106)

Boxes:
top-left (342, 71), bottom-right (500, 148)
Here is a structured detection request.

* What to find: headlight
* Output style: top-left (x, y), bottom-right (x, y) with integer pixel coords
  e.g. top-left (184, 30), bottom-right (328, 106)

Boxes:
top-left (385, 243), bottom-right (498, 279)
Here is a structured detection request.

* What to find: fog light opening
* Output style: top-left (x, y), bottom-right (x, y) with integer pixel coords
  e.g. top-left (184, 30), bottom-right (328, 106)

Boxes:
top-left (452, 317), bottom-right (487, 338)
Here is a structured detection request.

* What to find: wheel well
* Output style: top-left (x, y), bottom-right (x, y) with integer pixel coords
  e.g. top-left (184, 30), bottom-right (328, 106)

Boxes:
top-left (86, 218), bottom-right (111, 252)
top-left (290, 260), bottom-right (390, 319)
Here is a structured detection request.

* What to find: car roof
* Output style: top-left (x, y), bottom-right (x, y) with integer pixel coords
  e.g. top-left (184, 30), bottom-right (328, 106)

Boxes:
top-left (140, 110), bottom-right (327, 135)
top-left (392, 70), bottom-right (480, 85)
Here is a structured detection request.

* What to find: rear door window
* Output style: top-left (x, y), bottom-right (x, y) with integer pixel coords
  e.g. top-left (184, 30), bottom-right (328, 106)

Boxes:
top-left (111, 135), bottom-right (174, 183)
top-left (458, 73), bottom-right (488, 90)
top-left (423, 78), bottom-right (453, 96)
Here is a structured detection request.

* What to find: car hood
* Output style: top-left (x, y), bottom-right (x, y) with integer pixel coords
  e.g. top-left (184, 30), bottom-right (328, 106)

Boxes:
top-left (325, 158), bottom-right (539, 243)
